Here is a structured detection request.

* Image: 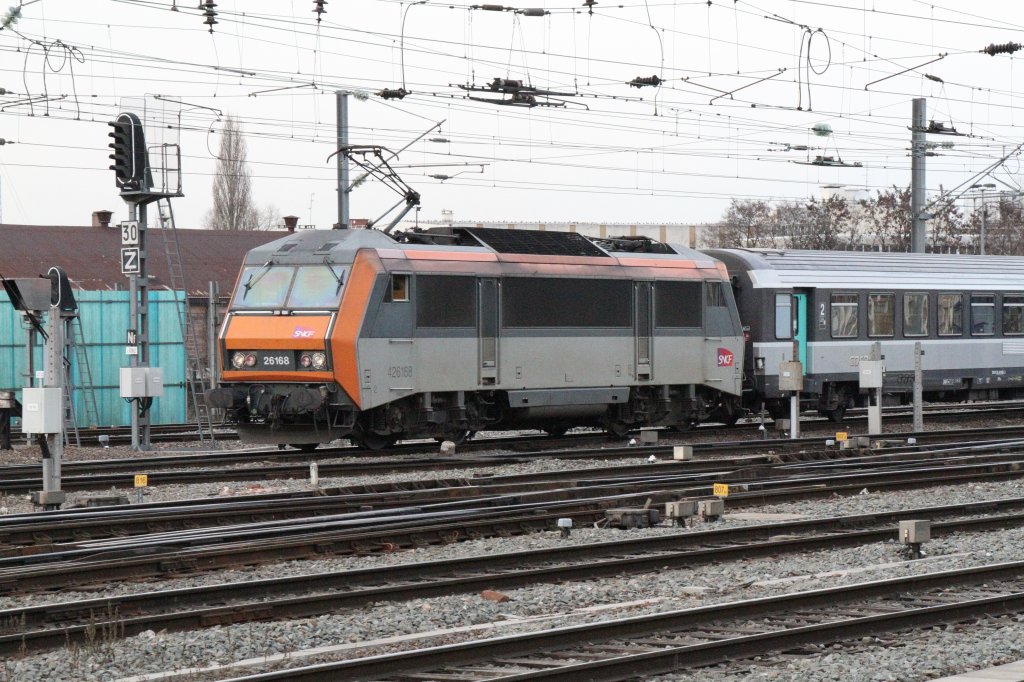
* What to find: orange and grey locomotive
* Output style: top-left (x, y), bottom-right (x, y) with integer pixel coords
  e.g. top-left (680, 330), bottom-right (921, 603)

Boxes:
top-left (207, 227), bottom-right (744, 449)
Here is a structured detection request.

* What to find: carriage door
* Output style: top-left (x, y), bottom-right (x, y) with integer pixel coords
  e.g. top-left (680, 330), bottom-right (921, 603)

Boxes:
top-left (478, 278), bottom-right (499, 385)
top-left (635, 281), bottom-right (653, 380)
top-left (793, 292), bottom-right (809, 372)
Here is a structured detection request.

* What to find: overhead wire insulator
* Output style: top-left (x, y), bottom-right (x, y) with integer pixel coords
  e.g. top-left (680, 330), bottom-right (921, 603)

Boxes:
top-left (0, 6), bottom-right (21, 30)
top-left (489, 77), bottom-right (524, 91)
top-left (982, 42), bottom-right (1021, 56)
top-left (517, 8), bottom-right (549, 16)
top-left (313, 0), bottom-right (327, 23)
top-left (582, 0), bottom-right (597, 14)
top-left (473, 4), bottom-right (508, 10)
top-left (924, 74), bottom-right (943, 83)
top-left (201, 0), bottom-right (218, 34)
top-left (376, 87), bottom-right (409, 100)
top-left (628, 75), bottom-right (662, 88)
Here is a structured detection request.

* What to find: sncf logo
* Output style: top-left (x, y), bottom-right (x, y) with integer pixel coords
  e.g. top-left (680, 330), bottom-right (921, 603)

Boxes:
top-left (716, 348), bottom-right (735, 367)
top-left (293, 327), bottom-right (316, 339)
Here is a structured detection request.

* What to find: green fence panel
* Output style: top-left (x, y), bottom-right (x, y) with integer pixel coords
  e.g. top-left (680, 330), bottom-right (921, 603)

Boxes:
top-left (0, 290), bottom-right (186, 426)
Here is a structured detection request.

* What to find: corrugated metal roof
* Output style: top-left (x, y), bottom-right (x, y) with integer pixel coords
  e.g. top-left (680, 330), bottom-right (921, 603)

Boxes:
top-left (0, 223), bottom-right (289, 296)
top-left (706, 248), bottom-right (1024, 290)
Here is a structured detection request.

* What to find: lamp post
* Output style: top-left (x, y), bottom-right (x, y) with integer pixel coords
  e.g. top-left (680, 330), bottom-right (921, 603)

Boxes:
top-left (970, 183), bottom-right (996, 254)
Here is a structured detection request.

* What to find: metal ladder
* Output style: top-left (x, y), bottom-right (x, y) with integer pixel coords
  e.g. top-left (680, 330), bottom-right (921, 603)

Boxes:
top-left (61, 365), bottom-right (80, 447)
top-left (157, 198), bottom-right (215, 443)
top-left (66, 316), bottom-right (100, 431)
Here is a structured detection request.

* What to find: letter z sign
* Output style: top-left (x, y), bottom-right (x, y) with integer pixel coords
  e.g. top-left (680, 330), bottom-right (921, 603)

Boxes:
top-left (121, 248), bottom-right (141, 275)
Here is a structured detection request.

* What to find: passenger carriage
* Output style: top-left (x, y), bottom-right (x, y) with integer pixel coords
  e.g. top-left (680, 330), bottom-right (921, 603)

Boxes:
top-left (707, 249), bottom-right (1024, 421)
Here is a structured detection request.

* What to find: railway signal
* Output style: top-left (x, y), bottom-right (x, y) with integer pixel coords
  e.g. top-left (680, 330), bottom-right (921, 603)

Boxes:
top-left (107, 112), bottom-right (148, 191)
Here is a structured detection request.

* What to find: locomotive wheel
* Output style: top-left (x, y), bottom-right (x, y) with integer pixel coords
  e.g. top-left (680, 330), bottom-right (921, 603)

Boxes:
top-left (607, 421), bottom-right (631, 439)
top-left (434, 430), bottom-right (476, 445)
top-left (357, 432), bottom-right (398, 451)
top-left (823, 405), bottom-right (847, 423)
top-left (293, 443), bottom-right (319, 453)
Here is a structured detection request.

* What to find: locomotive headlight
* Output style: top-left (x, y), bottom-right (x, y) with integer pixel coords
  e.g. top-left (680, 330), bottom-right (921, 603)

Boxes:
top-left (231, 351), bottom-right (247, 369)
top-left (244, 353), bottom-right (257, 367)
top-left (311, 352), bottom-right (327, 369)
top-left (299, 352), bottom-right (312, 368)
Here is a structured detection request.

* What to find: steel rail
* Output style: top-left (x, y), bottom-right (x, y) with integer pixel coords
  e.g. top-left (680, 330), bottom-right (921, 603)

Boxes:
top-left (4, 497), bottom-right (1024, 656)
top-left (218, 561), bottom-right (1024, 681)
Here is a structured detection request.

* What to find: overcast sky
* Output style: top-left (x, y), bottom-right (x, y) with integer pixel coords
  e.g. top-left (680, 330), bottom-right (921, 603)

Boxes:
top-left (0, 0), bottom-right (1021, 230)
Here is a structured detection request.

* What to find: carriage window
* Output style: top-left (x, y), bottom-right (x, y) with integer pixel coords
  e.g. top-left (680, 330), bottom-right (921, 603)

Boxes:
top-left (938, 294), bottom-right (963, 336)
top-left (775, 294), bottom-right (792, 340)
top-left (386, 274), bottom-right (409, 302)
top-left (971, 294), bottom-right (995, 335)
top-left (830, 294), bottom-right (858, 338)
top-left (1004, 295), bottom-right (1024, 335)
top-left (868, 293), bottom-right (895, 337)
top-left (903, 293), bottom-right (928, 337)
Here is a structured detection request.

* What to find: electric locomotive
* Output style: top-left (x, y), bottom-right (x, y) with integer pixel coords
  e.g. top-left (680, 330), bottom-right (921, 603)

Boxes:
top-left (709, 248), bottom-right (1024, 421)
top-left (208, 226), bottom-right (745, 449)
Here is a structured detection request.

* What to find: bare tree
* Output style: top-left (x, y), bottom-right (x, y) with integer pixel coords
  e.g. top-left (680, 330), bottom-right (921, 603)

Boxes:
top-left (705, 199), bottom-right (775, 248)
top-left (793, 195), bottom-right (854, 250)
top-left (861, 186), bottom-right (911, 252)
top-left (972, 198), bottom-right (1024, 255)
top-left (206, 115), bottom-right (261, 230)
top-left (926, 192), bottom-right (967, 253)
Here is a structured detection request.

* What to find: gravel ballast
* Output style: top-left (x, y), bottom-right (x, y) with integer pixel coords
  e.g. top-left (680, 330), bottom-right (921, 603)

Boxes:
top-left (5, 477), bottom-right (1024, 680)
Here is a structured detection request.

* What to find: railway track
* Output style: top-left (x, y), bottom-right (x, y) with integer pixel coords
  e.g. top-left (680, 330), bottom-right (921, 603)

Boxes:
top-left (3, 496), bottom-right (1023, 656)
top-left (5, 437), bottom-right (1024, 547)
top-left (215, 561), bottom-right (1024, 681)
top-left (6, 420), bottom-right (1024, 495)
top-left (7, 397), bottom-right (1024, 449)
top-left (6, 446), bottom-right (1024, 593)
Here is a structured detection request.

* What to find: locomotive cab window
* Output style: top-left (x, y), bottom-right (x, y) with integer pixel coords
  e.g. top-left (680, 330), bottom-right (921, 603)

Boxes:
top-left (868, 293), bottom-right (895, 337)
top-left (775, 293), bottom-right (792, 340)
top-left (938, 294), bottom-right (963, 336)
top-left (232, 265), bottom-right (295, 309)
top-left (386, 274), bottom-right (410, 302)
top-left (1004, 295), bottom-right (1024, 335)
top-left (285, 265), bottom-right (345, 308)
top-left (830, 293), bottom-right (858, 338)
top-left (971, 294), bottom-right (995, 335)
top-left (904, 293), bottom-right (928, 337)
top-left (655, 281), bottom-right (701, 327)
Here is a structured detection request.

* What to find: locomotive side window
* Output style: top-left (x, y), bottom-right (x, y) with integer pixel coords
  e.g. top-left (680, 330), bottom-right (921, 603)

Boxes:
top-left (416, 276), bottom-right (477, 327)
top-left (655, 281), bottom-right (701, 327)
top-left (938, 294), bottom-right (963, 336)
top-left (830, 293), bottom-right (858, 338)
top-left (705, 282), bottom-right (726, 307)
top-left (503, 278), bottom-right (631, 327)
top-left (1004, 295), bottom-right (1024, 335)
top-left (971, 294), bottom-right (995, 335)
top-left (903, 293), bottom-right (928, 336)
top-left (232, 265), bottom-right (294, 308)
top-left (867, 293), bottom-right (895, 337)
top-left (775, 293), bottom-right (792, 340)
top-left (386, 274), bottom-right (410, 302)
top-left (286, 265), bottom-right (345, 308)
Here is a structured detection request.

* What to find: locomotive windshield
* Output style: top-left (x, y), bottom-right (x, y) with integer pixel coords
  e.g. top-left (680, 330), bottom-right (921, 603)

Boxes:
top-left (232, 265), bottom-right (344, 309)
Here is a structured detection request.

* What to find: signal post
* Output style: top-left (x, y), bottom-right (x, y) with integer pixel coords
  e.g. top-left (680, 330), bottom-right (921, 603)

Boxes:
top-left (108, 110), bottom-right (176, 450)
